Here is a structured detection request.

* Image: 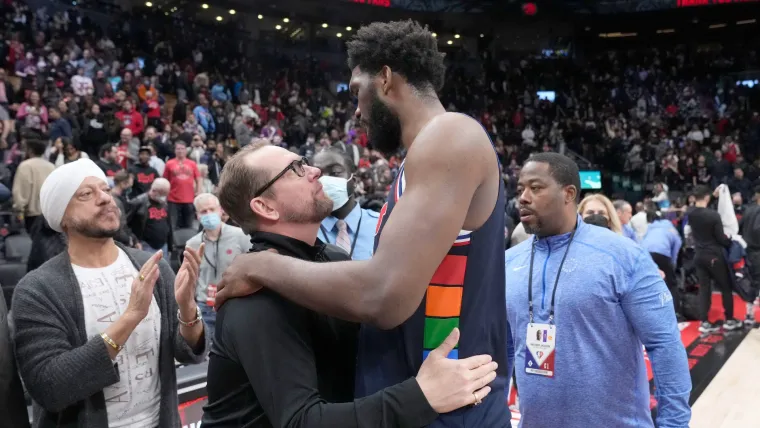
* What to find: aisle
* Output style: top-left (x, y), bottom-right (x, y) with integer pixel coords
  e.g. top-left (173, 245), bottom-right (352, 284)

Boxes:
top-left (690, 329), bottom-right (760, 428)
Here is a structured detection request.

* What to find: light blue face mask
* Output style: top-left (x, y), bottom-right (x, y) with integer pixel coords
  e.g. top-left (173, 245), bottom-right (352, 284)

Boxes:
top-left (200, 212), bottom-right (221, 230)
top-left (319, 175), bottom-right (350, 212)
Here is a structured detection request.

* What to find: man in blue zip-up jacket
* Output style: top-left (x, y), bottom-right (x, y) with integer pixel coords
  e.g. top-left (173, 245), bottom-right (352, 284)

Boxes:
top-left (505, 153), bottom-right (691, 428)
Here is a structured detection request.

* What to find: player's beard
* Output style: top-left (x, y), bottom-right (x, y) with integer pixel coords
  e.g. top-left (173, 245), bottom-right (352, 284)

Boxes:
top-left (366, 89), bottom-right (402, 157)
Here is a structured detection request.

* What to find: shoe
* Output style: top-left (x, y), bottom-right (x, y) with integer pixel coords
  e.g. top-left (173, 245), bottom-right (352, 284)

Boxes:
top-left (723, 319), bottom-right (742, 331)
top-left (699, 321), bottom-right (720, 333)
top-left (744, 314), bottom-right (756, 326)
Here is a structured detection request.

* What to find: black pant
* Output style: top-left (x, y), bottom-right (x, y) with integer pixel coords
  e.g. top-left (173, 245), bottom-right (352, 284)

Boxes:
top-left (650, 252), bottom-right (680, 316)
top-left (24, 215), bottom-right (38, 234)
top-left (169, 202), bottom-right (194, 230)
top-left (695, 251), bottom-right (734, 322)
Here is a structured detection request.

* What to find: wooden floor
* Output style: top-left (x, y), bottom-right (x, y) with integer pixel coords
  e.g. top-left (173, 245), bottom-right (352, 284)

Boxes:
top-left (691, 328), bottom-right (760, 427)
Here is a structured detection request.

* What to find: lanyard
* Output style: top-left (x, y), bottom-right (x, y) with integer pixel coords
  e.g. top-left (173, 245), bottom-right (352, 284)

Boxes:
top-left (527, 225), bottom-right (577, 325)
top-left (202, 227), bottom-right (222, 278)
top-left (319, 211), bottom-right (363, 259)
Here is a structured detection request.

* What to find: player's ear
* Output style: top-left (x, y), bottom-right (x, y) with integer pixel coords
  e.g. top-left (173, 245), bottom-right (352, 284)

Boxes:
top-left (379, 66), bottom-right (392, 95)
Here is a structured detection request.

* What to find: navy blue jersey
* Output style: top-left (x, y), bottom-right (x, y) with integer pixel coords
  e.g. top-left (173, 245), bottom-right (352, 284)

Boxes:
top-left (356, 146), bottom-right (510, 426)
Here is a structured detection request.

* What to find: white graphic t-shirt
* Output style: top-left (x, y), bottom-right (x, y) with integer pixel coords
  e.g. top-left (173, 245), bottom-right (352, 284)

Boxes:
top-left (73, 249), bottom-right (162, 428)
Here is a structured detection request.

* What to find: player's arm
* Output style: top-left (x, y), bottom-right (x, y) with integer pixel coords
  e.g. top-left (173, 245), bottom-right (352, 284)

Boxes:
top-left (621, 250), bottom-right (691, 428)
top-left (222, 116), bottom-right (491, 329)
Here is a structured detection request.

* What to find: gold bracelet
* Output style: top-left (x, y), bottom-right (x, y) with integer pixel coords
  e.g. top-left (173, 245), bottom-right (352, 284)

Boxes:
top-left (100, 332), bottom-right (123, 352)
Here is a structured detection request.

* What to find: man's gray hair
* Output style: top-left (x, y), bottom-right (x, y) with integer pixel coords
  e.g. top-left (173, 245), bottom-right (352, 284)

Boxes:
top-left (151, 177), bottom-right (170, 191)
top-left (193, 193), bottom-right (219, 210)
top-left (613, 199), bottom-right (631, 211)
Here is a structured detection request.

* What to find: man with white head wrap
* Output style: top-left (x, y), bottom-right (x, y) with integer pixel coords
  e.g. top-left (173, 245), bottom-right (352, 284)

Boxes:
top-left (11, 158), bottom-right (209, 428)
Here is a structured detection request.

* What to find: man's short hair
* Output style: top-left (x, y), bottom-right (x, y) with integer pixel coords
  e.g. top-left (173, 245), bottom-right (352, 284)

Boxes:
top-left (151, 177), bottom-right (170, 191)
top-left (193, 193), bottom-right (219, 211)
top-left (99, 143), bottom-right (115, 158)
top-left (693, 185), bottom-right (712, 200)
top-left (613, 200), bottom-right (631, 212)
top-left (113, 170), bottom-right (131, 186)
top-left (346, 20), bottom-right (446, 93)
top-left (26, 139), bottom-right (47, 157)
top-left (525, 152), bottom-right (581, 202)
top-left (217, 144), bottom-right (273, 234)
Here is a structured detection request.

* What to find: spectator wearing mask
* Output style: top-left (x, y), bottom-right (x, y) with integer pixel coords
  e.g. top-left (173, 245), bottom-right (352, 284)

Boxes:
top-left (129, 146), bottom-right (159, 196)
top-left (689, 186), bottom-right (740, 333)
top-left (115, 99), bottom-right (144, 138)
top-left (314, 150), bottom-right (379, 261)
top-left (641, 209), bottom-right (683, 317)
top-left (613, 199), bottom-right (638, 242)
top-left (578, 194), bottom-right (623, 235)
top-left (13, 138), bottom-right (55, 232)
top-left (128, 178), bottom-right (173, 259)
top-left (185, 193), bottom-right (250, 336)
top-left (95, 143), bottom-right (123, 179)
top-left (163, 140), bottom-right (201, 229)
top-left (12, 159), bottom-right (207, 428)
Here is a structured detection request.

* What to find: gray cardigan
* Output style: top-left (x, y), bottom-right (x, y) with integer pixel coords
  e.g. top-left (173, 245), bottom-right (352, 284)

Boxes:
top-left (11, 244), bottom-right (209, 428)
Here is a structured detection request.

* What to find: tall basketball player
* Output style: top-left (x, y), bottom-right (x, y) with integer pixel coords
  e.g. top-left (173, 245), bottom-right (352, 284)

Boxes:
top-left (216, 20), bottom-right (510, 426)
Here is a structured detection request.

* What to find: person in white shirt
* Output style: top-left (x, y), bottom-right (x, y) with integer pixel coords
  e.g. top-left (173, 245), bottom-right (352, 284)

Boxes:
top-left (12, 159), bottom-right (209, 427)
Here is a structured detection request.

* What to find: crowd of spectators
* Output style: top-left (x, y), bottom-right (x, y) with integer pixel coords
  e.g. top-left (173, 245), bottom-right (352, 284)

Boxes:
top-left (0, 0), bottom-right (759, 279)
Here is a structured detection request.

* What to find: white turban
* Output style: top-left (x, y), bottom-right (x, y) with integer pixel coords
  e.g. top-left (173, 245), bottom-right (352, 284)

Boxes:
top-left (40, 158), bottom-right (108, 233)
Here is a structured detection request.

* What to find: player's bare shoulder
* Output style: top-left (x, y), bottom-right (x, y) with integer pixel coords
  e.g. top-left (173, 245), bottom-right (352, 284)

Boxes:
top-left (406, 112), bottom-right (493, 169)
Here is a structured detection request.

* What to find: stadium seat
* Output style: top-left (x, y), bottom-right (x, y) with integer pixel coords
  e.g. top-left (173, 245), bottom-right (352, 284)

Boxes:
top-left (0, 263), bottom-right (28, 308)
top-left (4, 234), bottom-right (32, 262)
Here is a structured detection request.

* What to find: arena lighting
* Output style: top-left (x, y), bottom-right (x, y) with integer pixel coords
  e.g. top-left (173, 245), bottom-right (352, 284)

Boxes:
top-left (275, 24), bottom-right (282, 29)
top-left (229, 9), bottom-right (236, 15)
top-left (480, 33), bottom-right (484, 37)
top-left (346, 26), bottom-right (352, 31)
top-left (322, 23), bottom-right (328, 28)
top-left (447, 40), bottom-right (453, 45)
top-left (737, 19), bottom-right (756, 25)
top-left (337, 33), bottom-right (343, 37)
top-left (145, 1), bottom-right (153, 6)
top-left (258, 14), bottom-right (263, 19)
top-left (656, 29), bottom-right (675, 34)
top-left (201, 4), bottom-right (209, 9)
top-left (283, 18), bottom-right (290, 22)
top-left (454, 34), bottom-right (460, 39)
top-left (216, 16), bottom-right (223, 21)
top-left (431, 32), bottom-right (437, 37)
top-left (709, 23), bottom-right (727, 29)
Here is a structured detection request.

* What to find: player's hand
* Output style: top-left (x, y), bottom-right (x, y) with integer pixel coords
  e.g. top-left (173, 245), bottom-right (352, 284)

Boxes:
top-left (415, 328), bottom-right (497, 413)
top-left (214, 249), bottom-right (278, 311)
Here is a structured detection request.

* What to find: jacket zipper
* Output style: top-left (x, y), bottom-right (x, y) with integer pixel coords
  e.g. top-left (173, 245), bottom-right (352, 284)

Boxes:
top-left (541, 241), bottom-right (551, 309)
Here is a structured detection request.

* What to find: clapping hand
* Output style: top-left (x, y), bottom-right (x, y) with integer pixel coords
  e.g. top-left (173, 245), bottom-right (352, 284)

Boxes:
top-left (175, 243), bottom-right (204, 313)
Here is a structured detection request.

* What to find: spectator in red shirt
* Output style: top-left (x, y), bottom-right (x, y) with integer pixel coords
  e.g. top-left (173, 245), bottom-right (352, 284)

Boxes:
top-left (163, 140), bottom-right (202, 229)
top-left (115, 99), bottom-right (144, 137)
top-left (142, 90), bottom-right (163, 130)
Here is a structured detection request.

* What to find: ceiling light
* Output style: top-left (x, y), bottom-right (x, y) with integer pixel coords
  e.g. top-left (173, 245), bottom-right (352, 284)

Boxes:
top-left (216, 16), bottom-right (222, 21)
top-left (283, 18), bottom-right (290, 23)
top-left (346, 26), bottom-right (352, 31)
top-left (145, 1), bottom-right (153, 6)
top-left (201, 4), bottom-right (209, 9)
top-left (447, 40), bottom-right (453, 45)
top-left (480, 34), bottom-right (484, 38)
top-left (229, 9), bottom-right (235, 15)
top-left (275, 24), bottom-right (282, 30)
top-left (337, 33), bottom-right (343, 38)
top-left (454, 34), bottom-right (460, 39)
top-left (258, 14), bottom-right (263, 19)
top-left (431, 32), bottom-right (437, 37)
top-left (322, 23), bottom-right (328, 28)
top-left (164, 12), bottom-right (168, 15)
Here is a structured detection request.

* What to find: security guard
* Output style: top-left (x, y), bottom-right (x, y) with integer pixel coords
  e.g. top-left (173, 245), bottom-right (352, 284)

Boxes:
top-left (314, 150), bottom-right (378, 260)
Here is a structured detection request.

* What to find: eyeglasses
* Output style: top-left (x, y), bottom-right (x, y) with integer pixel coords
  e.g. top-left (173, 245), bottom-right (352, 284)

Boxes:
top-left (254, 157), bottom-right (310, 198)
